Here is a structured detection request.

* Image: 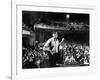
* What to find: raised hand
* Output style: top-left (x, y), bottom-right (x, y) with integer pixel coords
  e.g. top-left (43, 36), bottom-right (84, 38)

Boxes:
top-left (61, 38), bottom-right (64, 42)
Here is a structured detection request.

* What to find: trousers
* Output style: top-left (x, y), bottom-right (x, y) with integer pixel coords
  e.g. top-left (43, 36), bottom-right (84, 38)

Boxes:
top-left (48, 52), bottom-right (60, 67)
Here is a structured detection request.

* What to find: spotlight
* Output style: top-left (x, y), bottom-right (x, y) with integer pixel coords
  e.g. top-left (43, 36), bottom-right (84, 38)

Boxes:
top-left (66, 14), bottom-right (70, 19)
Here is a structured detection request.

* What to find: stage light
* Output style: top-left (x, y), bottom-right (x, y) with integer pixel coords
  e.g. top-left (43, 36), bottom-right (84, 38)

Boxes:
top-left (66, 14), bottom-right (70, 19)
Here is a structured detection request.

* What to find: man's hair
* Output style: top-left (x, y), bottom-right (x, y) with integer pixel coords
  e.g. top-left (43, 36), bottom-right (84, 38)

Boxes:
top-left (52, 32), bottom-right (58, 35)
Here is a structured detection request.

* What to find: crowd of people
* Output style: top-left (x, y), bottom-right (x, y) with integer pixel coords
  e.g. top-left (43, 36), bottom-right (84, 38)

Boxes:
top-left (22, 22), bottom-right (89, 68)
top-left (23, 21), bottom-right (89, 32)
top-left (62, 42), bottom-right (89, 65)
top-left (36, 21), bottom-right (89, 31)
top-left (22, 40), bottom-right (89, 68)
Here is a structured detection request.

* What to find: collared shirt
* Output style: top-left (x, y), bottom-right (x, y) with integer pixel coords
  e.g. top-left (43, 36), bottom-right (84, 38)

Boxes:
top-left (44, 37), bottom-right (59, 53)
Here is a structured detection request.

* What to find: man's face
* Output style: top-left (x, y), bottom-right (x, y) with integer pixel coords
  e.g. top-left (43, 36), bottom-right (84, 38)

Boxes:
top-left (53, 32), bottom-right (58, 38)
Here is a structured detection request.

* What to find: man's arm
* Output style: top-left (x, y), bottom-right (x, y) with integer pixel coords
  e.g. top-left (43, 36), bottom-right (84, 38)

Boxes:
top-left (59, 38), bottom-right (64, 45)
top-left (43, 39), bottom-right (51, 51)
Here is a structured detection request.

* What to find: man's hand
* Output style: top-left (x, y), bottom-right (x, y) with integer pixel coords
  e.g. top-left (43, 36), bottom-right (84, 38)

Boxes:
top-left (61, 38), bottom-right (64, 42)
top-left (59, 38), bottom-right (64, 45)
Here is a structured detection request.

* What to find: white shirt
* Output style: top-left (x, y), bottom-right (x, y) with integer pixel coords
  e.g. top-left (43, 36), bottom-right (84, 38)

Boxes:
top-left (44, 37), bottom-right (59, 53)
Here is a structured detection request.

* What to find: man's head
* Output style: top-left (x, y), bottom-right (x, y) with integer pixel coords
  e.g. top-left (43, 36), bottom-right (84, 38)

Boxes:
top-left (52, 32), bottom-right (58, 39)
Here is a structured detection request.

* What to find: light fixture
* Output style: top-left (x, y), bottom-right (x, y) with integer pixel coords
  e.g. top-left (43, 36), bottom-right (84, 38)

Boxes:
top-left (66, 14), bottom-right (70, 19)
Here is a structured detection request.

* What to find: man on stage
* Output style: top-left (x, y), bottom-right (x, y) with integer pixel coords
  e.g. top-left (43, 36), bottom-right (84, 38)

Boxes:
top-left (43, 32), bottom-right (64, 67)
